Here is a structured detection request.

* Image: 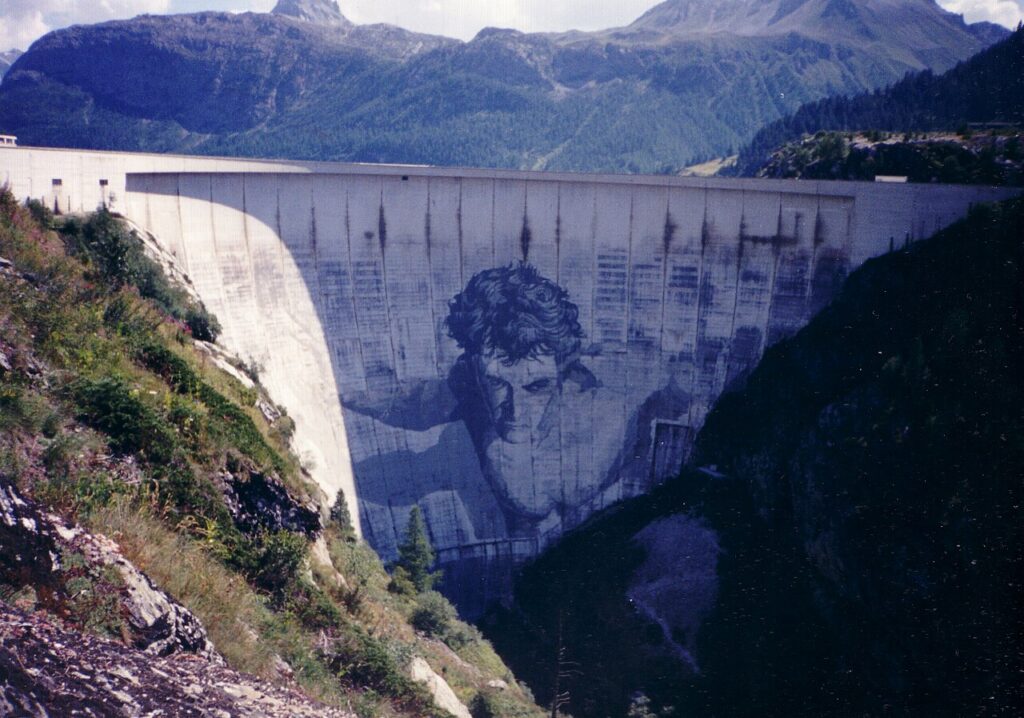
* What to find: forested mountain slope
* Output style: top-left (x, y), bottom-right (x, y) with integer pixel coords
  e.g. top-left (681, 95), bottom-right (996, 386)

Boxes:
top-left (735, 26), bottom-right (1024, 175)
top-left (0, 0), bottom-right (1004, 172)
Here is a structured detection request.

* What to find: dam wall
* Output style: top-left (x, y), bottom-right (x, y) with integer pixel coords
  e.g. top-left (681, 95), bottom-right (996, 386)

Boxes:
top-left (3, 146), bottom-right (1018, 615)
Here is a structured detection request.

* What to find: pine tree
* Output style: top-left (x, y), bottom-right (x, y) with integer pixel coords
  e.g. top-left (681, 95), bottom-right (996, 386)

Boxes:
top-left (396, 505), bottom-right (437, 593)
top-left (329, 489), bottom-right (354, 534)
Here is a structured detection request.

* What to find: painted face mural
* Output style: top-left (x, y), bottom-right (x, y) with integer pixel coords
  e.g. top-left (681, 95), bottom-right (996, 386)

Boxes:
top-left (445, 264), bottom-right (599, 523)
top-left (345, 257), bottom-right (691, 617)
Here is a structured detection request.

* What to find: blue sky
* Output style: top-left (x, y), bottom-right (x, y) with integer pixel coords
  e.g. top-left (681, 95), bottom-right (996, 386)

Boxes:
top-left (2, 0), bottom-right (1022, 52)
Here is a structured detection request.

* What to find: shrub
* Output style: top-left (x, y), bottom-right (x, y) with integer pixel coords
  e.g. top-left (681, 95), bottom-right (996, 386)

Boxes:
top-left (286, 578), bottom-right (343, 631)
top-left (239, 530), bottom-right (308, 596)
top-left (387, 565), bottom-right (418, 597)
top-left (410, 590), bottom-right (456, 638)
top-left (73, 374), bottom-right (176, 464)
top-left (185, 304), bottom-right (221, 342)
top-left (470, 691), bottom-right (540, 718)
top-left (327, 628), bottom-right (418, 699)
top-left (25, 198), bottom-right (53, 227)
top-left (42, 432), bottom-right (78, 481)
top-left (61, 211), bottom-right (220, 341)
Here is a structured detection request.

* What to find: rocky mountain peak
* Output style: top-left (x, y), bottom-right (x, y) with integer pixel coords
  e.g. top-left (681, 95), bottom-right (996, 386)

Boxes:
top-left (271, 0), bottom-right (351, 27)
top-left (0, 49), bottom-right (22, 77)
top-left (623, 0), bottom-right (1007, 58)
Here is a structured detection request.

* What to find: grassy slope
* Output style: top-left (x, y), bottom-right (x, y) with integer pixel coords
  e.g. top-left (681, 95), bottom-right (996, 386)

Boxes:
top-left (0, 191), bottom-right (541, 718)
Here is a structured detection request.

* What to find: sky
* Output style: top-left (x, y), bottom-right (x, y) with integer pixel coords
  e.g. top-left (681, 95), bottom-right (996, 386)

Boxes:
top-left (1, 0), bottom-right (1022, 52)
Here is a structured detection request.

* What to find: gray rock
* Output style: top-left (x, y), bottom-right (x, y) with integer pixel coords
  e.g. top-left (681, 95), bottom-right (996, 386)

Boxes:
top-left (218, 455), bottom-right (321, 538)
top-left (0, 481), bottom-right (219, 660)
top-left (272, 0), bottom-right (351, 27)
top-left (409, 657), bottom-right (472, 718)
top-left (0, 603), bottom-right (354, 717)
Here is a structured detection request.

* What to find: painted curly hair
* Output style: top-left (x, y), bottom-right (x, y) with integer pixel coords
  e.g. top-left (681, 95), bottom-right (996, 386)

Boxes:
top-left (446, 263), bottom-right (584, 365)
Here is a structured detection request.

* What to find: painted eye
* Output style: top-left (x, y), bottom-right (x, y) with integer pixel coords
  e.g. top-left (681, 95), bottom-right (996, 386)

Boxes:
top-left (522, 378), bottom-right (553, 393)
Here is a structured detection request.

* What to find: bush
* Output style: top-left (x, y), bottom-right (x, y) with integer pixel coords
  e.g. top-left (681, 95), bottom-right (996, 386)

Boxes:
top-left (410, 590), bottom-right (456, 638)
top-left (286, 578), bottom-right (343, 630)
top-left (470, 691), bottom-right (540, 718)
top-left (185, 304), bottom-right (221, 342)
top-left (326, 628), bottom-right (424, 703)
top-left (387, 565), bottom-right (417, 597)
top-left (25, 198), bottom-right (53, 227)
top-left (73, 374), bottom-right (176, 464)
top-left (137, 341), bottom-right (287, 474)
top-left (241, 530), bottom-right (308, 596)
top-left (61, 210), bottom-right (220, 341)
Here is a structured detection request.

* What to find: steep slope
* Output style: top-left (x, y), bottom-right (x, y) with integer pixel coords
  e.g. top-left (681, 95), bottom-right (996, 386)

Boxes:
top-left (735, 26), bottom-right (1024, 175)
top-left (485, 198), bottom-right (1024, 717)
top-left (0, 0), bottom-right (1005, 172)
top-left (751, 129), bottom-right (1024, 184)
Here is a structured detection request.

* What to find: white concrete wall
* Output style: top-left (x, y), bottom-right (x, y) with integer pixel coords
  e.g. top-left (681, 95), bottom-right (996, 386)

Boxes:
top-left (2, 146), bottom-right (1018, 614)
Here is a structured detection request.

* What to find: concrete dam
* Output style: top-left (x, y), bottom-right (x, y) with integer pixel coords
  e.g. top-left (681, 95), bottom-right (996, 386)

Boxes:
top-left (3, 146), bottom-right (1018, 614)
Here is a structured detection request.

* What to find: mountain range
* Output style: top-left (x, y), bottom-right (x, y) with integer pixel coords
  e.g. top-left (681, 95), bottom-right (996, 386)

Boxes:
top-left (0, 0), bottom-right (1007, 172)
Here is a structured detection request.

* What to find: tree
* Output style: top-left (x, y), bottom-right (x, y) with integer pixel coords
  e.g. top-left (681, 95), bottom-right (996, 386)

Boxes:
top-left (329, 489), bottom-right (354, 534)
top-left (395, 505), bottom-right (437, 593)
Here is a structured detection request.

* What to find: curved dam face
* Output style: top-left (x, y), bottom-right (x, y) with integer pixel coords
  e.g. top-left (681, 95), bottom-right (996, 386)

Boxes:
top-left (3, 147), bottom-right (1018, 615)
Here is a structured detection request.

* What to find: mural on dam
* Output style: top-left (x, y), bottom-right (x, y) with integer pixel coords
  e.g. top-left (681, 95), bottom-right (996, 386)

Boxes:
top-left (8, 150), bottom-right (1012, 616)
top-left (349, 264), bottom-right (598, 527)
top-left (346, 259), bottom-right (696, 614)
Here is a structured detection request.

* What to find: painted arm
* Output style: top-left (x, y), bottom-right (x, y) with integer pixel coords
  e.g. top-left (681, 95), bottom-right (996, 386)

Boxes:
top-left (343, 378), bottom-right (459, 431)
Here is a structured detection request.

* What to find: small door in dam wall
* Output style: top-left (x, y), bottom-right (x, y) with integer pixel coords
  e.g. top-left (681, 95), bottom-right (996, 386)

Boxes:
top-left (51, 178), bottom-right (65, 214)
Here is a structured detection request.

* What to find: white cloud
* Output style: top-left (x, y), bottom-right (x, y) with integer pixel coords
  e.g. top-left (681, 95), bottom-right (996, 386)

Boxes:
top-left (937, 0), bottom-right (1024, 27)
top-left (0, 0), bottom-right (171, 50)
top-left (340, 0), bottom-right (659, 39)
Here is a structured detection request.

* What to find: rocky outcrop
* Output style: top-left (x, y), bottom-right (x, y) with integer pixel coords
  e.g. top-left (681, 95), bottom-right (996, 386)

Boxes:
top-left (218, 456), bottom-right (322, 538)
top-left (626, 515), bottom-right (719, 671)
top-left (0, 482), bottom-right (217, 660)
top-left (272, 0), bottom-right (351, 27)
top-left (0, 603), bottom-right (354, 717)
top-left (0, 49), bottom-right (20, 78)
top-left (409, 657), bottom-right (472, 718)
